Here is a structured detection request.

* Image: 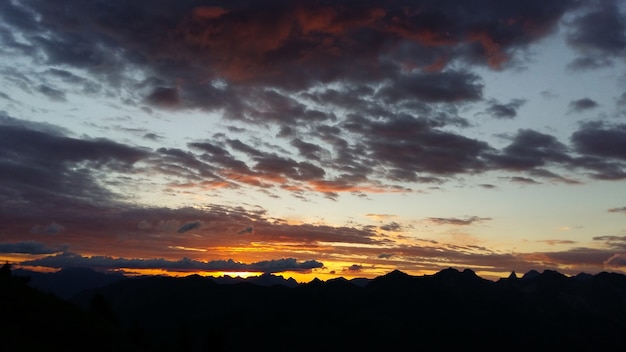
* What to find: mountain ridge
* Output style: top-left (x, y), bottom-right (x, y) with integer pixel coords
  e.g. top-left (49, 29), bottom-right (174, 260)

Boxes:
top-left (7, 265), bottom-right (626, 350)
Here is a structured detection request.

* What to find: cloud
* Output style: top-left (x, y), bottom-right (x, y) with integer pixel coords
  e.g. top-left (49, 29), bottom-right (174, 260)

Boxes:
top-left (4, 1), bottom-right (619, 200)
top-left (593, 236), bottom-right (626, 250)
top-left (572, 122), bottom-right (626, 161)
top-left (0, 115), bottom-right (152, 216)
top-left (608, 207), bottom-right (626, 214)
top-left (21, 252), bottom-right (323, 273)
top-left (237, 226), bottom-right (254, 235)
top-left (566, 0), bottom-right (626, 67)
top-left (538, 240), bottom-right (577, 246)
top-left (604, 253), bottom-right (626, 268)
top-left (177, 221), bottom-right (202, 233)
top-left (344, 264), bottom-right (363, 272)
top-left (509, 176), bottom-right (541, 184)
top-left (37, 84), bottom-right (67, 102)
top-left (376, 71), bottom-right (484, 103)
top-left (30, 222), bottom-right (65, 235)
top-left (145, 86), bottom-right (180, 108)
top-left (485, 98), bottom-right (526, 119)
top-left (379, 222), bottom-right (402, 232)
top-left (566, 56), bottom-right (613, 71)
top-left (0, 241), bottom-right (62, 255)
top-left (490, 129), bottom-right (571, 171)
top-left (569, 98), bottom-right (599, 112)
top-left (427, 216), bottom-right (492, 226)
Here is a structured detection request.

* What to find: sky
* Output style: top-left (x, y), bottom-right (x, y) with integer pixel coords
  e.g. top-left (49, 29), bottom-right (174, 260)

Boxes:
top-left (1, 0), bottom-right (626, 281)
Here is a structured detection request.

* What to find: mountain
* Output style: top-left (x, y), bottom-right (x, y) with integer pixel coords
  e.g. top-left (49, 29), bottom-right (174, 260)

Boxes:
top-left (67, 268), bottom-right (626, 350)
top-left (0, 264), bottom-right (142, 351)
top-left (13, 267), bottom-right (127, 299)
top-left (7, 266), bottom-right (626, 351)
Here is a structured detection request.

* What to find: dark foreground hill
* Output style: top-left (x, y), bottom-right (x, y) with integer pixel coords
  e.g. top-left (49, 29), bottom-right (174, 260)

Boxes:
top-left (0, 265), bottom-right (142, 351)
top-left (4, 266), bottom-right (626, 351)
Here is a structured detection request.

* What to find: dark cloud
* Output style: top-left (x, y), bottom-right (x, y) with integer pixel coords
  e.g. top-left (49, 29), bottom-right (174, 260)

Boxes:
top-left (427, 216), bottom-right (491, 226)
top-left (572, 122), bottom-right (626, 161)
top-left (352, 114), bottom-right (492, 180)
top-left (566, 55), bottom-right (613, 71)
top-left (376, 71), bottom-right (483, 103)
top-left (0, 241), bottom-right (61, 255)
top-left (569, 98), bottom-right (599, 112)
top-left (593, 236), bottom-right (626, 250)
top-left (479, 184), bottom-right (497, 189)
top-left (344, 264), bottom-right (363, 272)
top-left (177, 221), bottom-right (202, 233)
top-left (146, 86), bottom-right (180, 108)
top-left (37, 84), bottom-right (67, 101)
top-left (0, 0), bottom-right (580, 114)
top-left (30, 222), bottom-right (65, 235)
top-left (509, 176), bottom-right (540, 184)
top-left (291, 138), bottom-right (325, 161)
top-left (380, 222), bottom-right (402, 232)
top-left (490, 129), bottom-right (571, 171)
top-left (485, 98), bottom-right (526, 119)
top-left (253, 154), bottom-right (325, 181)
top-left (22, 252), bottom-right (323, 273)
top-left (0, 115), bottom-right (152, 216)
top-left (533, 247), bottom-right (621, 267)
top-left (237, 226), bottom-right (254, 235)
top-left (4, 0), bottom-right (612, 197)
top-left (566, 0), bottom-right (626, 65)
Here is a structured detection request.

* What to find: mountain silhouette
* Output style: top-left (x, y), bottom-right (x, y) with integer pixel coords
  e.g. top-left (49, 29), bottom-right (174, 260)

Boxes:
top-left (5, 266), bottom-right (626, 351)
top-left (0, 264), bottom-right (140, 351)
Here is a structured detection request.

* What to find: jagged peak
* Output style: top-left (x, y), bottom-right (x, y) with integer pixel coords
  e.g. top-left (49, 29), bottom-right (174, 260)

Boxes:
top-left (522, 269), bottom-right (540, 280)
top-left (385, 269), bottom-right (411, 278)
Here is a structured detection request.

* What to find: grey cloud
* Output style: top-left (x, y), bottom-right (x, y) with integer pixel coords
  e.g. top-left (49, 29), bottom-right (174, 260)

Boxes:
top-left (376, 71), bottom-right (483, 103)
top-left (177, 221), bottom-right (202, 233)
top-left (509, 176), bottom-right (541, 184)
top-left (37, 84), bottom-right (67, 101)
top-left (30, 222), bottom-right (65, 235)
top-left (380, 222), bottom-right (402, 232)
top-left (0, 115), bottom-right (152, 216)
top-left (569, 98), bottom-right (599, 112)
top-left (291, 138), bottom-right (325, 161)
top-left (566, 55), bottom-right (614, 71)
top-left (21, 252), bottom-right (323, 273)
top-left (485, 98), bottom-right (526, 119)
top-left (490, 129), bottom-right (571, 171)
top-left (253, 154), bottom-right (325, 181)
top-left (427, 216), bottom-right (492, 226)
top-left (0, 241), bottom-right (61, 255)
top-left (566, 0), bottom-right (626, 56)
top-left (571, 122), bottom-right (626, 161)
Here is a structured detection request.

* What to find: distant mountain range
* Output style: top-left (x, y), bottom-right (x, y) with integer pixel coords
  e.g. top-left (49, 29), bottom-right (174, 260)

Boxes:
top-left (7, 267), bottom-right (626, 351)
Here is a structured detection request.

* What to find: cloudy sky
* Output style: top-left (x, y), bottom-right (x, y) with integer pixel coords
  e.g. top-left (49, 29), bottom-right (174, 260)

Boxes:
top-left (1, 0), bottom-right (626, 281)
